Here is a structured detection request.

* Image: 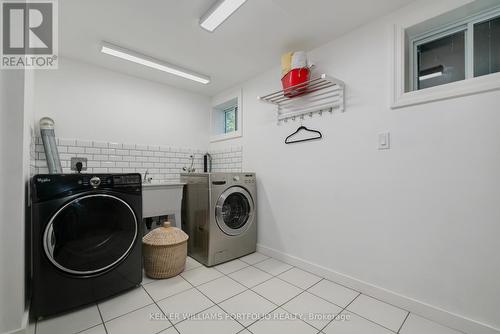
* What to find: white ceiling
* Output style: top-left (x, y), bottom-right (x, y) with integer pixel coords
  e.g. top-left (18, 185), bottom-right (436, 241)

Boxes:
top-left (60, 0), bottom-right (414, 96)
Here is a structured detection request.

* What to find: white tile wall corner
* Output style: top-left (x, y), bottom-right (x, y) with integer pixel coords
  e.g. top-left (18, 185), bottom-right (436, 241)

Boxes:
top-left (34, 137), bottom-right (243, 182)
top-left (208, 146), bottom-right (243, 173)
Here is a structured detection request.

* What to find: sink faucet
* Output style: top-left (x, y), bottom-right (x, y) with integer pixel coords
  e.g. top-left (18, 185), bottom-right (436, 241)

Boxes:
top-left (143, 169), bottom-right (152, 184)
top-left (182, 155), bottom-right (196, 173)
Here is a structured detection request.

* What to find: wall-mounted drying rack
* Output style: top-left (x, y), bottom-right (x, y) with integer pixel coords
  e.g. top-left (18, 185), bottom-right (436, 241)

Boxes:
top-left (257, 74), bottom-right (345, 124)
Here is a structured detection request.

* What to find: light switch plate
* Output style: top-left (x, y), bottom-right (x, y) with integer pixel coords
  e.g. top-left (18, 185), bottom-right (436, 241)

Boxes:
top-left (378, 132), bottom-right (390, 150)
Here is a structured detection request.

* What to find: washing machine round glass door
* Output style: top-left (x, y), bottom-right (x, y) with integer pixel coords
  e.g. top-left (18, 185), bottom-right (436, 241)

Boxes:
top-left (215, 186), bottom-right (255, 236)
top-left (43, 194), bottom-right (138, 276)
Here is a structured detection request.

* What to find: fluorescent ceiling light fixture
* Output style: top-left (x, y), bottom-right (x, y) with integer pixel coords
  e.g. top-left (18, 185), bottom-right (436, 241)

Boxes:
top-left (419, 65), bottom-right (444, 81)
top-left (419, 71), bottom-right (443, 81)
top-left (200, 0), bottom-right (247, 32)
top-left (100, 43), bottom-right (210, 84)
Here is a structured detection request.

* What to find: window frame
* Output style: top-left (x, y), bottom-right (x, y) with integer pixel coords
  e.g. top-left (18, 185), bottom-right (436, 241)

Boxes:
top-left (223, 106), bottom-right (237, 134)
top-left (210, 88), bottom-right (242, 142)
top-left (391, 4), bottom-right (500, 109)
top-left (410, 25), bottom-right (469, 92)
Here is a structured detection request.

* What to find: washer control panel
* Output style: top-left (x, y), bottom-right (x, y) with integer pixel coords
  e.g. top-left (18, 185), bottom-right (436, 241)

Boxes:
top-left (243, 173), bottom-right (256, 185)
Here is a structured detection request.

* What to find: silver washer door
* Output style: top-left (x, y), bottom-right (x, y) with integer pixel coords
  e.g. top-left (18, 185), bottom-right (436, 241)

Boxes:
top-left (43, 194), bottom-right (138, 276)
top-left (215, 186), bottom-right (255, 236)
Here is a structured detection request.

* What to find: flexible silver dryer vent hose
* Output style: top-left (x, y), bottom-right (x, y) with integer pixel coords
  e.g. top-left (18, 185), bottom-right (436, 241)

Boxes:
top-left (39, 117), bottom-right (63, 174)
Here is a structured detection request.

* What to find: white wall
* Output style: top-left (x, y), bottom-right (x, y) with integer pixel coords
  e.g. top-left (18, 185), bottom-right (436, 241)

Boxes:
top-left (34, 58), bottom-right (210, 149)
top-left (0, 68), bottom-right (31, 333)
top-left (211, 0), bottom-right (500, 332)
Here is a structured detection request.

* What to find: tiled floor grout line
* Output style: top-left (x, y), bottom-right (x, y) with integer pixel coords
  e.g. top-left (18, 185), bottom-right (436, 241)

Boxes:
top-left (95, 303), bottom-right (109, 334)
top-left (98, 301), bottom-right (157, 324)
top-left (317, 292), bottom-right (361, 333)
top-left (252, 254), bottom-right (410, 333)
top-left (248, 284), bottom-right (320, 332)
top-left (276, 278), bottom-right (329, 333)
top-left (254, 253), bottom-right (411, 316)
top-left (303, 279), bottom-right (360, 311)
top-left (184, 257), bottom-right (351, 333)
top-left (140, 285), bottom-right (180, 334)
top-left (338, 304), bottom-right (401, 334)
top-left (178, 273), bottom-right (253, 330)
top-left (174, 259), bottom-right (320, 332)
top-left (228, 267), bottom-right (326, 332)
top-left (37, 254), bottom-right (411, 334)
top-left (243, 255), bottom-right (406, 334)
top-left (250, 262), bottom-right (295, 277)
top-left (213, 263), bottom-right (250, 276)
top-left (397, 312), bottom-right (410, 333)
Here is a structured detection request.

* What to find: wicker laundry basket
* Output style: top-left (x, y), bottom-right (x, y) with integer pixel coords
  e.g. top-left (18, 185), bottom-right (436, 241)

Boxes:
top-left (142, 221), bottom-right (189, 279)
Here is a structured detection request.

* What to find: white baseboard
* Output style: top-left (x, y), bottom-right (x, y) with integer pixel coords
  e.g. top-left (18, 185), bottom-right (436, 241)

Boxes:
top-left (257, 243), bottom-right (500, 334)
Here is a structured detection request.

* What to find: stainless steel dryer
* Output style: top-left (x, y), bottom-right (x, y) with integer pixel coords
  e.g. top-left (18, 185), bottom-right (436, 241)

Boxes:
top-left (181, 173), bottom-right (257, 266)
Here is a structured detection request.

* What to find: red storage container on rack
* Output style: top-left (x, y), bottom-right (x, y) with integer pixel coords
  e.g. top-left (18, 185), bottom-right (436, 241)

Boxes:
top-left (281, 68), bottom-right (310, 97)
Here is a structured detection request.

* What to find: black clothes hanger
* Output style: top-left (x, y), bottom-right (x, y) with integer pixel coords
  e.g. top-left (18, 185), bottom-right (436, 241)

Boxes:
top-left (285, 125), bottom-right (322, 144)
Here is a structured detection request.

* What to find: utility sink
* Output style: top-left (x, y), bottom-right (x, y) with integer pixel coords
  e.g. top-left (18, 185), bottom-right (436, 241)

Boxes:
top-left (142, 183), bottom-right (185, 227)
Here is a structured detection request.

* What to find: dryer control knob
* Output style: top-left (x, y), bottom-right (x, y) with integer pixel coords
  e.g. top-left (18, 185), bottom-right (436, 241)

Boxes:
top-left (90, 176), bottom-right (101, 188)
top-left (233, 176), bottom-right (240, 181)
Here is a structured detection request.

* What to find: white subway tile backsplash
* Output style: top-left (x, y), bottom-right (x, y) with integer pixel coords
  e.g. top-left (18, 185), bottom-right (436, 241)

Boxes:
top-left (34, 137), bottom-right (243, 182)
top-left (68, 146), bottom-right (84, 154)
top-left (87, 161), bottom-right (100, 168)
top-left (130, 150), bottom-right (141, 156)
top-left (35, 160), bottom-right (47, 168)
top-left (159, 146), bottom-right (170, 152)
top-left (85, 147), bottom-right (100, 154)
top-left (130, 162), bottom-right (143, 168)
top-left (93, 141), bottom-right (108, 148)
top-left (108, 142), bottom-right (122, 149)
top-left (148, 145), bottom-right (159, 151)
top-left (115, 149), bottom-right (129, 156)
top-left (101, 161), bottom-right (115, 168)
top-left (101, 148), bottom-right (115, 155)
top-left (108, 155), bottom-right (122, 162)
top-left (76, 154), bottom-right (93, 160)
top-left (58, 138), bottom-right (76, 146)
top-left (59, 153), bottom-right (73, 160)
top-left (94, 155), bottom-right (108, 161)
top-left (76, 140), bottom-right (92, 147)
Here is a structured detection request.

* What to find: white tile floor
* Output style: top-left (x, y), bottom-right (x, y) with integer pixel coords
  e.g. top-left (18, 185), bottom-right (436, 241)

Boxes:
top-left (34, 253), bottom-right (466, 334)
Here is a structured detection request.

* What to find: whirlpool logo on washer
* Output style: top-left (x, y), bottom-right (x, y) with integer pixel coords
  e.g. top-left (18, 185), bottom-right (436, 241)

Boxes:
top-left (1, 0), bottom-right (58, 69)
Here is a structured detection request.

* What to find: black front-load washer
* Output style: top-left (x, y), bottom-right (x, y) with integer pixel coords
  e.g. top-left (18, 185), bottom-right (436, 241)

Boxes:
top-left (30, 173), bottom-right (142, 318)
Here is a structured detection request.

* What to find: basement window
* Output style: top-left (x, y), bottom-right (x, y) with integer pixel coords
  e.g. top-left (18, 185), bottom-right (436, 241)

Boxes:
top-left (415, 29), bottom-right (466, 90)
top-left (210, 89), bottom-right (242, 142)
top-left (474, 15), bottom-right (500, 77)
top-left (410, 10), bottom-right (500, 92)
top-left (392, 1), bottom-right (500, 108)
top-left (224, 105), bottom-right (237, 133)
